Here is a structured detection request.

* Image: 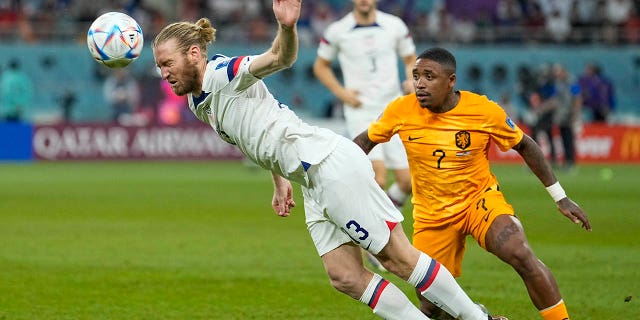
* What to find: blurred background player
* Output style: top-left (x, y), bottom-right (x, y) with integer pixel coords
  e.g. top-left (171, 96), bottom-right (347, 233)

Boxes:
top-left (313, 0), bottom-right (416, 271)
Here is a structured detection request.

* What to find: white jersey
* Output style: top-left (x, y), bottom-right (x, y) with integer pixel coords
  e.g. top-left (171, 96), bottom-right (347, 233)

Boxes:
top-left (317, 10), bottom-right (415, 117)
top-left (188, 54), bottom-right (339, 187)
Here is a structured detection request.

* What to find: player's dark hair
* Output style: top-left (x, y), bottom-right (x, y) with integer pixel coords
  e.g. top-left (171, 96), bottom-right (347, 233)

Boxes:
top-left (153, 18), bottom-right (217, 57)
top-left (418, 47), bottom-right (456, 75)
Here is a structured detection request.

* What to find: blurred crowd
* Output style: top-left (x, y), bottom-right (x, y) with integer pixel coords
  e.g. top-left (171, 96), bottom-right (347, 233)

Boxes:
top-left (507, 61), bottom-right (615, 169)
top-left (1, 0), bottom-right (640, 45)
top-left (0, 0), bottom-right (631, 128)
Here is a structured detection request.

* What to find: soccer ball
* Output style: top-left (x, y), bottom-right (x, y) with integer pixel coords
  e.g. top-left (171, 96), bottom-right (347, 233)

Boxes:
top-left (87, 12), bottom-right (143, 68)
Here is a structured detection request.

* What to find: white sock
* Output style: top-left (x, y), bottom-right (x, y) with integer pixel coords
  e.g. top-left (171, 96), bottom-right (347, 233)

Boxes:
top-left (407, 253), bottom-right (486, 320)
top-left (359, 273), bottom-right (429, 320)
top-left (387, 182), bottom-right (409, 208)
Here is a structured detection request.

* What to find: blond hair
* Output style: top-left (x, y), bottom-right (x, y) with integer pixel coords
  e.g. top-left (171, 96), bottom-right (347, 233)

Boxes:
top-left (153, 18), bottom-right (217, 57)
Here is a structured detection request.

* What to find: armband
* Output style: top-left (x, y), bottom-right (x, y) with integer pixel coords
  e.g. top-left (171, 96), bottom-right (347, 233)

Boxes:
top-left (545, 182), bottom-right (567, 202)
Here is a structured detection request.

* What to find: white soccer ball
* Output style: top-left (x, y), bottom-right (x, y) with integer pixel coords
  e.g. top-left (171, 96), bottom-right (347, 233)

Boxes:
top-left (87, 12), bottom-right (143, 68)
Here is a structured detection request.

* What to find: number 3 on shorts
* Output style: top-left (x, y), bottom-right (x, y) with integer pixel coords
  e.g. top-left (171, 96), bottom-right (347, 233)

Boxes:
top-left (345, 220), bottom-right (369, 243)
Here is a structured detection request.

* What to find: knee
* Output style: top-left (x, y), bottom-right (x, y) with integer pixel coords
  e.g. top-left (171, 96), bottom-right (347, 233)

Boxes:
top-left (326, 266), bottom-right (365, 296)
top-left (504, 244), bottom-right (542, 275)
top-left (374, 175), bottom-right (387, 189)
top-left (398, 180), bottom-right (412, 193)
top-left (395, 174), bottom-right (412, 193)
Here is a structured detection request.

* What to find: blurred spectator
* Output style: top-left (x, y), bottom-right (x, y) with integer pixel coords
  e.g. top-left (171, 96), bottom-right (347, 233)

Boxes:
top-left (578, 62), bottom-right (615, 122)
top-left (102, 68), bottom-right (140, 124)
top-left (427, 3), bottom-right (455, 43)
top-left (603, 0), bottom-right (633, 43)
top-left (523, 1), bottom-right (547, 42)
top-left (0, 58), bottom-right (33, 122)
top-left (550, 63), bottom-right (582, 170)
top-left (546, 7), bottom-right (572, 42)
top-left (58, 88), bottom-right (77, 123)
top-left (622, 3), bottom-right (640, 43)
top-left (569, 0), bottom-right (597, 43)
top-left (452, 13), bottom-right (478, 43)
top-left (605, 0), bottom-right (633, 24)
top-left (529, 64), bottom-right (558, 165)
top-left (309, 1), bottom-right (336, 42)
top-left (495, 0), bottom-right (525, 42)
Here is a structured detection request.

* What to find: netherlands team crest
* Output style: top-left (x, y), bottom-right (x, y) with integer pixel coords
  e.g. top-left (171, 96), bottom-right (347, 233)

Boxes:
top-left (455, 131), bottom-right (471, 149)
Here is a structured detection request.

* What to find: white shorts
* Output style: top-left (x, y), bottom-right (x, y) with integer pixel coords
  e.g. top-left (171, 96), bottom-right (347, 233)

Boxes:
top-left (302, 137), bottom-right (404, 256)
top-left (344, 109), bottom-right (409, 170)
top-left (368, 134), bottom-right (409, 169)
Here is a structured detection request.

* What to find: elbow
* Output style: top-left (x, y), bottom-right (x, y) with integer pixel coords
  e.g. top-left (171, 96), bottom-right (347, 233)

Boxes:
top-left (282, 56), bottom-right (297, 69)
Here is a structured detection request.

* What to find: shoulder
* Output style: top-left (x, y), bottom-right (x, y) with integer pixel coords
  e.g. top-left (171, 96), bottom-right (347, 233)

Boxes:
top-left (460, 91), bottom-right (498, 107)
top-left (202, 54), bottom-right (258, 92)
top-left (459, 91), bottom-right (507, 116)
top-left (376, 10), bottom-right (409, 29)
top-left (326, 13), bottom-right (355, 35)
top-left (386, 94), bottom-right (417, 113)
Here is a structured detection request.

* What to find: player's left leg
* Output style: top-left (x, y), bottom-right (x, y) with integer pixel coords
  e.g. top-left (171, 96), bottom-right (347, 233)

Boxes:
top-left (485, 214), bottom-right (570, 320)
top-left (388, 167), bottom-right (411, 207)
top-left (383, 134), bottom-right (412, 208)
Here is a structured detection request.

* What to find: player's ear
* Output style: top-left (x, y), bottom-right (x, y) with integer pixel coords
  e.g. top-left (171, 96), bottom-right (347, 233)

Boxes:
top-left (449, 72), bottom-right (456, 87)
top-left (187, 45), bottom-right (201, 61)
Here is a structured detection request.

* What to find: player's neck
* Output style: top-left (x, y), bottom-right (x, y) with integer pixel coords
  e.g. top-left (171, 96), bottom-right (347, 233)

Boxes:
top-left (191, 58), bottom-right (208, 96)
top-left (431, 91), bottom-right (460, 114)
top-left (353, 9), bottom-right (376, 26)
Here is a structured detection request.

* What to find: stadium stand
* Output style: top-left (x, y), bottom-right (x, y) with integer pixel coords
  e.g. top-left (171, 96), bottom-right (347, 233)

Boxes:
top-left (1, 0), bottom-right (639, 124)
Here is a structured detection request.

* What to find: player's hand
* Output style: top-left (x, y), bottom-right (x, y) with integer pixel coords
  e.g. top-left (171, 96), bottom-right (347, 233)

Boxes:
top-left (556, 197), bottom-right (591, 231)
top-left (273, 0), bottom-right (301, 29)
top-left (339, 88), bottom-right (362, 108)
top-left (272, 179), bottom-right (296, 217)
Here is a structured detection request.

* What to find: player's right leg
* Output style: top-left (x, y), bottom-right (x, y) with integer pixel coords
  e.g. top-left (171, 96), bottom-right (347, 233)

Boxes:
top-left (485, 214), bottom-right (569, 320)
top-left (320, 242), bottom-right (430, 319)
top-left (374, 224), bottom-right (490, 320)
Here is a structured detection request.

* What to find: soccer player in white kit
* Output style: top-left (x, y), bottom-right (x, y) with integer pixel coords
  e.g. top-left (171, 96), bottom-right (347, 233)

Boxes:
top-left (313, 0), bottom-right (414, 209)
top-left (152, 1), bottom-right (503, 319)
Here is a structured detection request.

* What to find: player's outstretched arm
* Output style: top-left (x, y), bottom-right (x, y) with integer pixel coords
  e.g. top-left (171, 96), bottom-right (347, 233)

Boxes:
top-left (353, 129), bottom-right (378, 155)
top-left (512, 134), bottom-right (592, 231)
top-left (249, 0), bottom-right (301, 79)
top-left (271, 172), bottom-right (296, 217)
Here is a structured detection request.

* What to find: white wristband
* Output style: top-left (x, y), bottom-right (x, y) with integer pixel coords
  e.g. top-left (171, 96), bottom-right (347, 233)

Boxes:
top-left (545, 182), bottom-right (567, 202)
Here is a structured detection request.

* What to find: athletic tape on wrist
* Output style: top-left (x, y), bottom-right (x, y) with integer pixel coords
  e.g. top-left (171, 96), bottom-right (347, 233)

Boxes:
top-left (545, 182), bottom-right (567, 202)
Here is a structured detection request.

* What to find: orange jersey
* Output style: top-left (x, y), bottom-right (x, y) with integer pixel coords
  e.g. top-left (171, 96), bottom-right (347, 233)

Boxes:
top-left (368, 90), bottom-right (524, 222)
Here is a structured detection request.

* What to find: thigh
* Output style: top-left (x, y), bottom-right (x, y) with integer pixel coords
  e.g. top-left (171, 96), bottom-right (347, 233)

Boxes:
top-left (412, 217), bottom-right (466, 277)
top-left (467, 190), bottom-right (516, 250)
top-left (307, 139), bottom-right (404, 255)
top-left (304, 190), bottom-right (353, 257)
top-left (382, 134), bottom-right (409, 170)
top-left (484, 214), bottom-right (531, 263)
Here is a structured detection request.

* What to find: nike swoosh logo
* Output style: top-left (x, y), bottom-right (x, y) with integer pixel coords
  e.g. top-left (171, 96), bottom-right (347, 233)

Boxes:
top-left (408, 136), bottom-right (423, 141)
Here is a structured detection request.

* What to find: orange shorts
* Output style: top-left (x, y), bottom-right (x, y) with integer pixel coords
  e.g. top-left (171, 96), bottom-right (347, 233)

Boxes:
top-left (412, 190), bottom-right (515, 277)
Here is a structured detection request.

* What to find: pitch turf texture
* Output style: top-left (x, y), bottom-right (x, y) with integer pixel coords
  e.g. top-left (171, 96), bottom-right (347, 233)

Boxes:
top-left (0, 161), bottom-right (637, 319)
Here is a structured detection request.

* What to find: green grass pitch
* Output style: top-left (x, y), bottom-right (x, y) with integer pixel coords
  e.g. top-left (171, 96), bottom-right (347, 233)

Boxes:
top-left (0, 161), bottom-right (638, 319)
